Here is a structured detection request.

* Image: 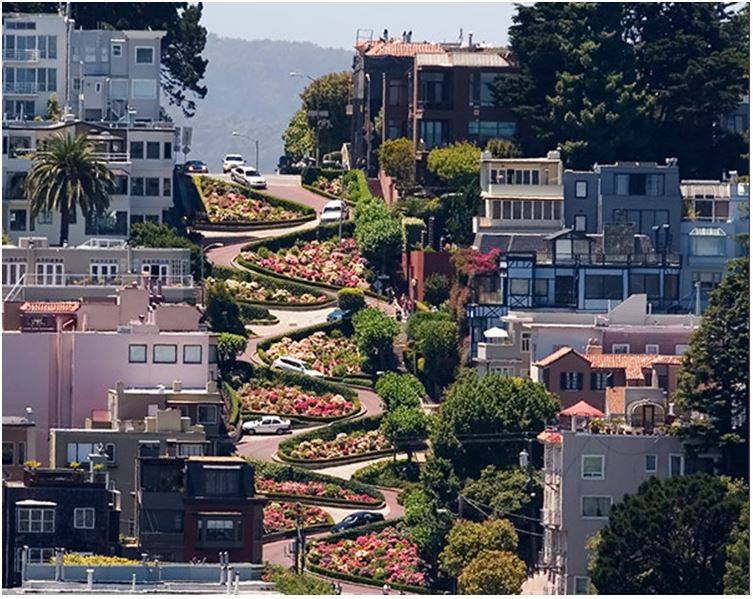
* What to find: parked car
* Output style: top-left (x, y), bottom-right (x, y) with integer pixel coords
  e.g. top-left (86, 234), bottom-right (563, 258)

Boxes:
top-left (231, 165), bottom-right (267, 189)
top-left (184, 160), bottom-right (208, 174)
top-left (242, 415), bottom-right (292, 435)
top-left (277, 155), bottom-right (300, 175)
top-left (319, 199), bottom-right (348, 225)
top-left (326, 308), bottom-right (352, 323)
top-left (223, 154), bottom-right (245, 173)
top-left (271, 356), bottom-right (324, 378)
top-left (330, 511), bottom-right (385, 533)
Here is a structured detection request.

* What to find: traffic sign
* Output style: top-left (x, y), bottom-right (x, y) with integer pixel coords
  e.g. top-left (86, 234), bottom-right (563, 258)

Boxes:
top-left (182, 145), bottom-right (191, 156)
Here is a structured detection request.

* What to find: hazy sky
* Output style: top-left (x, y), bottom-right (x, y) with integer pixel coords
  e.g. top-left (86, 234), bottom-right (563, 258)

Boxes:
top-left (201, 2), bottom-right (518, 50)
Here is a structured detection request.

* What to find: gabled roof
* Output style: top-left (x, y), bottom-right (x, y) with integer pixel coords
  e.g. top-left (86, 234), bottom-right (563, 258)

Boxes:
top-left (537, 346), bottom-right (683, 379)
top-left (19, 301), bottom-right (80, 314)
top-left (535, 346), bottom-right (586, 367)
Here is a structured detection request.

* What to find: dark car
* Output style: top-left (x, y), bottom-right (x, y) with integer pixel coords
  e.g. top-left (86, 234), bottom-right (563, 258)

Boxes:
top-left (185, 160), bottom-right (208, 173)
top-left (277, 155), bottom-right (301, 175)
top-left (326, 308), bottom-right (352, 323)
top-left (330, 511), bottom-right (385, 533)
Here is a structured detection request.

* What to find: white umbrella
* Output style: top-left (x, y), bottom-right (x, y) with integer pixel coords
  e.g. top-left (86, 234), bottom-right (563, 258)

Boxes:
top-left (484, 326), bottom-right (509, 340)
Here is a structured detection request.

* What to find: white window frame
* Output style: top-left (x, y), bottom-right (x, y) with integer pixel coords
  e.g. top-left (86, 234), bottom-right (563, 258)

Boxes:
top-left (581, 495), bottom-right (612, 519)
top-left (111, 42), bottom-right (122, 58)
top-left (611, 343), bottom-right (630, 354)
top-left (16, 547), bottom-right (54, 573)
top-left (134, 46), bottom-right (155, 65)
top-left (90, 263), bottom-right (118, 280)
top-left (645, 454), bottom-right (657, 473)
top-left (573, 576), bottom-right (591, 595)
top-left (644, 344), bottom-right (660, 354)
top-left (35, 262), bottom-right (63, 286)
top-left (575, 180), bottom-right (588, 198)
top-left (17, 507), bottom-right (55, 532)
top-left (3, 262), bottom-right (27, 286)
top-left (73, 507), bottom-right (95, 529)
top-left (581, 455), bottom-right (605, 480)
top-left (669, 453), bottom-right (685, 477)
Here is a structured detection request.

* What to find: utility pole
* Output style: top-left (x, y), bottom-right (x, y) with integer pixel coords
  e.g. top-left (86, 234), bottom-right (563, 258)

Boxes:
top-left (519, 440), bottom-right (537, 570)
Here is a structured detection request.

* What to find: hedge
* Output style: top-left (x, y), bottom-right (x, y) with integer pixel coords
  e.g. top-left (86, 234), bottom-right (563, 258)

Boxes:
top-left (247, 458), bottom-right (385, 508)
top-left (231, 366), bottom-right (362, 423)
top-left (223, 381), bottom-right (241, 426)
top-left (211, 264), bottom-right (336, 308)
top-left (341, 170), bottom-right (371, 204)
top-left (302, 183), bottom-right (343, 202)
top-left (193, 175), bottom-right (315, 226)
top-left (301, 166), bottom-right (344, 186)
top-left (277, 414), bottom-right (389, 464)
top-left (239, 302), bottom-right (277, 324)
top-left (305, 518), bottom-right (435, 595)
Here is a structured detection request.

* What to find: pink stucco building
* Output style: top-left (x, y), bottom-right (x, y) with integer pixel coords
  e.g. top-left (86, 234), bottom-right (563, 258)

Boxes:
top-left (2, 285), bottom-right (218, 462)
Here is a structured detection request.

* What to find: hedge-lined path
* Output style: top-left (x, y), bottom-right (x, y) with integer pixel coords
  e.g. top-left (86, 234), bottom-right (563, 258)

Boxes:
top-left (204, 176), bottom-right (412, 593)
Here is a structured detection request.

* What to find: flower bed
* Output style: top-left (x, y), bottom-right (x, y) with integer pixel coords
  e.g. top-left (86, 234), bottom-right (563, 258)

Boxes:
top-left (266, 331), bottom-right (362, 377)
top-left (248, 458), bottom-right (385, 508)
top-left (237, 380), bottom-right (357, 420)
top-left (194, 176), bottom-right (313, 225)
top-left (256, 477), bottom-right (379, 507)
top-left (241, 238), bottom-right (368, 289)
top-left (218, 277), bottom-right (327, 305)
top-left (307, 526), bottom-right (429, 589)
top-left (263, 501), bottom-right (332, 535)
top-left (313, 175), bottom-right (343, 197)
top-left (284, 429), bottom-right (391, 462)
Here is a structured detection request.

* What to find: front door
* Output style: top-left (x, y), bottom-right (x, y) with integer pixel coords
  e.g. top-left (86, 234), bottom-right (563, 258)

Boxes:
top-left (640, 405), bottom-right (656, 430)
top-left (554, 275), bottom-right (574, 306)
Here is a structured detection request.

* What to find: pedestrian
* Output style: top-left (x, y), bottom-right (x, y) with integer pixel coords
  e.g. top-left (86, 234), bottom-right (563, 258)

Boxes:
top-left (382, 583), bottom-right (391, 595)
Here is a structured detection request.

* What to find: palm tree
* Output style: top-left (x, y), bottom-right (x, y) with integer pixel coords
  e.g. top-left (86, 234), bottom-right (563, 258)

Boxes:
top-left (24, 132), bottom-right (114, 246)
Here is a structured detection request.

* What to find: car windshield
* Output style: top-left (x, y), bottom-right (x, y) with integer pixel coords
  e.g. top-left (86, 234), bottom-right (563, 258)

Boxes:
top-left (245, 169), bottom-right (260, 176)
top-left (226, 155), bottom-right (242, 161)
top-left (323, 207), bottom-right (340, 213)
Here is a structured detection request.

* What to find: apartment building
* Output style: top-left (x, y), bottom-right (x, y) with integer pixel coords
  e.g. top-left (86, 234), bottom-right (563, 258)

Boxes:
top-left (2, 236), bottom-right (194, 303)
top-left (2, 12), bottom-right (177, 245)
top-left (538, 427), bottom-right (718, 594)
top-left (3, 413), bottom-right (37, 481)
top-left (474, 293), bottom-right (699, 377)
top-left (135, 456), bottom-right (266, 564)
top-left (534, 342), bottom-right (683, 417)
top-left (50, 393), bottom-right (210, 536)
top-left (350, 30), bottom-right (516, 173)
top-left (2, 462), bottom-right (121, 587)
top-left (679, 178), bottom-right (749, 308)
top-left (2, 285), bottom-right (218, 461)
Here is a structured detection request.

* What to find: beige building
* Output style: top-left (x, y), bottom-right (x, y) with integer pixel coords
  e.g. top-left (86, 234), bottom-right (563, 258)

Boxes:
top-left (49, 386), bottom-right (210, 536)
top-left (2, 413), bottom-right (36, 481)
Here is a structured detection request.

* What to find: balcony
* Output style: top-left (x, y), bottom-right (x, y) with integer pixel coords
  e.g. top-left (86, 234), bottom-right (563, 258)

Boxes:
top-left (3, 49), bottom-right (40, 62)
top-left (3, 82), bottom-right (39, 95)
top-left (487, 183), bottom-right (564, 199)
top-left (5, 273), bottom-right (194, 291)
top-left (476, 341), bottom-right (519, 362)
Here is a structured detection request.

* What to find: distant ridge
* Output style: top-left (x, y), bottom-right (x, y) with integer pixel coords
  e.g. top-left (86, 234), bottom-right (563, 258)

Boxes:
top-left (169, 33), bottom-right (352, 172)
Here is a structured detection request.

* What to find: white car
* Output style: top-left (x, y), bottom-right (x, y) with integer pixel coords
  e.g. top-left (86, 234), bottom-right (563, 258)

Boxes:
top-left (320, 199), bottom-right (348, 224)
top-left (271, 356), bottom-right (324, 378)
top-left (231, 165), bottom-right (267, 189)
top-left (242, 415), bottom-right (292, 435)
top-left (223, 154), bottom-right (245, 173)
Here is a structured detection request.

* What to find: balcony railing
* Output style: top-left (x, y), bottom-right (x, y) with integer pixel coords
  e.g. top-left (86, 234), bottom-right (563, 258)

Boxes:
top-left (3, 49), bottom-right (40, 62)
top-left (9, 273), bottom-right (194, 289)
top-left (3, 82), bottom-right (39, 94)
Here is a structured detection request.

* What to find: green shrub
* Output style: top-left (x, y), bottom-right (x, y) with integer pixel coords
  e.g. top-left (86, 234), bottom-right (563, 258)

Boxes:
top-left (204, 280), bottom-right (247, 336)
top-left (427, 142), bottom-right (481, 188)
top-left (352, 459), bottom-right (422, 488)
top-left (239, 302), bottom-right (275, 323)
top-left (337, 287), bottom-right (366, 312)
top-left (263, 564), bottom-right (331, 595)
top-left (403, 217), bottom-right (426, 251)
top-left (352, 307), bottom-right (399, 374)
top-left (378, 137), bottom-right (415, 185)
top-left (211, 264), bottom-right (335, 306)
top-left (423, 273), bottom-right (451, 307)
top-left (301, 166), bottom-right (343, 186)
top-left (342, 170), bottom-right (371, 203)
top-left (277, 415), bottom-right (386, 462)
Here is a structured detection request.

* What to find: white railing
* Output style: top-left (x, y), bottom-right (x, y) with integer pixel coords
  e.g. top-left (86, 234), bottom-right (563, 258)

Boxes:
top-left (3, 82), bottom-right (39, 94)
top-left (3, 49), bottom-right (40, 62)
top-left (9, 273), bottom-right (194, 289)
top-left (3, 273), bottom-right (27, 302)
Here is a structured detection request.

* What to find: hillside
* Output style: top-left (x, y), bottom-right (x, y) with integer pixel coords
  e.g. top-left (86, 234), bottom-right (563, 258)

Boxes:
top-left (168, 34), bottom-right (353, 173)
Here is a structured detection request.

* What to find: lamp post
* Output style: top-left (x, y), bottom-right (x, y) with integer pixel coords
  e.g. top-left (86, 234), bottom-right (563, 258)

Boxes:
top-left (290, 71), bottom-right (320, 166)
top-left (231, 131), bottom-right (259, 171)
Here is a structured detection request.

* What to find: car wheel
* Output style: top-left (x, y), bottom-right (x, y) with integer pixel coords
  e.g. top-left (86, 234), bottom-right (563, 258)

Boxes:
top-left (247, 428), bottom-right (256, 435)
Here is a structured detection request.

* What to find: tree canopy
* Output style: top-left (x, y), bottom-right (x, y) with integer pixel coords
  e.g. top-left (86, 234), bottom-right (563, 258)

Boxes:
top-left (299, 71), bottom-right (352, 156)
top-left (375, 372), bottom-right (425, 411)
top-left (3, 3), bottom-right (209, 116)
top-left (439, 518), bottom-right (518, 579)
top-left (457, 550), bottom-right (527, 595)
top-left (431, 371), bottom-right (559, 479)
top-left (378, 137), bottom-right (415, 185)
top-left (281, 108), bottom-right (315, 161)
top-left (674, 257), bottom-right (749, 479)
top-left (427, 142), bottom-right (481, 188)
top-left (351, 306), bottom-right (398, 373)
top-left (590, 474), bottom-right (746, 594)
top-left (380, 406), bottom-right (429, 462)
top-left (494, 2), bottom-right (749, 177)
top-left (203, 279), bottom-right (247, 337)
top-left (724, 501), bottom-right (750, 595)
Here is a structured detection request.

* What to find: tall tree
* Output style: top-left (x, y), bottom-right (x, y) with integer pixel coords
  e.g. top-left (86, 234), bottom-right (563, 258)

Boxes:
top-left (724, 501), bottom-right (750, 594)
top-left (674, 257), bottom-right (749, 479)
top-left (281, 108), bottom-right (315, 161)
top-left (25, 132), bottom-right (113, 246)
top-left (299, 71), bottom-right (352, 156)
top-left (457, 550), bottom-right (527, 595)
top-left (591, 474), bottom-right (746, 594)
top-left (3, 3), bottom-right (208, 116)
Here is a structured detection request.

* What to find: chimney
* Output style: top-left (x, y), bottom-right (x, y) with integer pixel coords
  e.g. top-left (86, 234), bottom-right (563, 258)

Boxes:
top-left (172, 379), bottom-right (182, 393)
top-left (585, 339), bottom-right (603, 355)
top-left (468, 32), bottom-right (474, 48)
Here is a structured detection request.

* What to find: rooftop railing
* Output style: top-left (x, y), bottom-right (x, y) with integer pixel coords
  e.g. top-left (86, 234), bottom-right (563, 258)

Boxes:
top-left (9, 273), bottom-right (194, 289)
top-left (3, 81), bottom-right (39, 94)
top-left (3, 49), bottom-right (40, 62)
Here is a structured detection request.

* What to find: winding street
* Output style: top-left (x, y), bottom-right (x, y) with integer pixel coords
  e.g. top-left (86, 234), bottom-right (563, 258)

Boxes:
top-left (200, 173), bottom-right (406, 593)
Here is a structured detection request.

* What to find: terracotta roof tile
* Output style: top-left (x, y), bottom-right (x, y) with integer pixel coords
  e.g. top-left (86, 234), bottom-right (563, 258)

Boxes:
top-left (537, 346), bottom-right (683, 380)
top-left (360, 40), bottom-right (445, 57)
top-left (20, 301), bottom-right (80, 314)
top-left (534, 346), bottom-right (577, 367)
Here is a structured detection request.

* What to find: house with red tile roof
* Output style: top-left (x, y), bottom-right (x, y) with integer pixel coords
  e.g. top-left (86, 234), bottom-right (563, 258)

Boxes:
top-left (535, 342), bottom-right (683, 429)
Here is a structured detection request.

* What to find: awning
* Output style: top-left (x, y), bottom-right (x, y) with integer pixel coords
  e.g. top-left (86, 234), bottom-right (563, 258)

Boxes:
top-left (688, 227), bottom-right (726, 237)
top-left (559, 401), bottom-right (604, 418)
top-left (484, 326), bottom-right (509, 339)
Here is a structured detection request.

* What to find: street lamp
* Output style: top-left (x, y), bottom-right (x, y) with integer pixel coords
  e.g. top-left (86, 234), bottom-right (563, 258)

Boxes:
top-left (231, 131), bottom-right (259, 171)
top-left (290, 71), bottom-right (320, 166)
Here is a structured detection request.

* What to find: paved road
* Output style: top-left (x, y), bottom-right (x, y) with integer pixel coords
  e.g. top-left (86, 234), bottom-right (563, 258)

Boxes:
top-left (204, 177), bottom-right (408, 594)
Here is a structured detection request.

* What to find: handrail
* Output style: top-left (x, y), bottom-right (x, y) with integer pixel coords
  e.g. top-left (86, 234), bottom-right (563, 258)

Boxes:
top-left (2, 49), bottom-right (40, 61)
top-left (3, 272), bottom-right (27, 302)
top-left (4, 273), bottom-right (194, 289)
